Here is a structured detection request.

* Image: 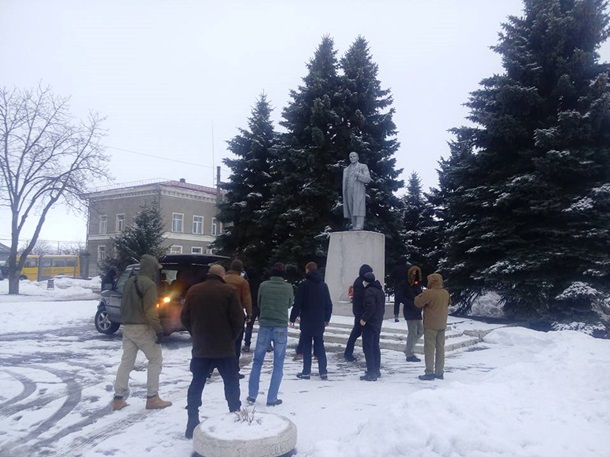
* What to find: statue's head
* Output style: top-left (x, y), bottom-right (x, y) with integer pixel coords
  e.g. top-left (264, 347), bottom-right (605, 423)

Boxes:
top-left (349, 151), bottom-right (359, 163)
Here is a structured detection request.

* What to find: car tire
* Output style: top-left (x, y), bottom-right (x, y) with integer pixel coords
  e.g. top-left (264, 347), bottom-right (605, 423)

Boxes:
top-left (19, 275), bottom-right (27, 280)
top-left (95, 307), bottom-right (120, 335)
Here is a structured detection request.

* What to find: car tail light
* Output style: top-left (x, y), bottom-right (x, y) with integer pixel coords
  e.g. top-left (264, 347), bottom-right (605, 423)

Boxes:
top-left (157, 296), bottom-right (171, 308)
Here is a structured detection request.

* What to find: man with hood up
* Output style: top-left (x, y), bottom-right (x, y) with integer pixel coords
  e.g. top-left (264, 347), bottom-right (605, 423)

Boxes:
top-left (402, 265), bottom-right (424, 362)
top-left (112, 254), bottom-right (172, 411)
top-left (291, 262), bottom-right (333, 380)
top-left (343, 264), bottom-right (373, 362)
top-left (359, 272), bottom-right (385, 381)
top-left (415, 273), bottom-right (451, 380)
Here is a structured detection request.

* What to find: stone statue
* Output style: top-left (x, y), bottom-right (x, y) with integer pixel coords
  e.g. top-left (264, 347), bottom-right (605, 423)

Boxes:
top-left (342, 151), bottom-right (371, 230)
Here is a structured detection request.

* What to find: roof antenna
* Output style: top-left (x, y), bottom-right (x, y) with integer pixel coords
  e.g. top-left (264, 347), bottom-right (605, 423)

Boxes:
top-left (211, 121), bottom-right (215, 186)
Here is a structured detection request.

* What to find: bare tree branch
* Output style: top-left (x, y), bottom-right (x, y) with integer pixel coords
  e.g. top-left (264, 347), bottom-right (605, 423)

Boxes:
top-left (0, 85), bottom-right (112, 294)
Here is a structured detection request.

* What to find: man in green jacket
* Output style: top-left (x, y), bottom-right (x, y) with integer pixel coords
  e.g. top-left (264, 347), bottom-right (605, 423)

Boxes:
top-left (247, 262), bottom-right (294, 407)
top-left (112, 254), bottom-right (172, 411)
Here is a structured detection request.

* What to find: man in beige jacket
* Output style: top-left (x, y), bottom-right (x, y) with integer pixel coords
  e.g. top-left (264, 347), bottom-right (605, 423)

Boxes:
top-left (414, 273), bottom-right (451, 380)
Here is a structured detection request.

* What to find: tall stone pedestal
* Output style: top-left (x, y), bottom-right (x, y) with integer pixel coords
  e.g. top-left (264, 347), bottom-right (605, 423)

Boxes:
top-left (325, 231), bottom-right (385, 306)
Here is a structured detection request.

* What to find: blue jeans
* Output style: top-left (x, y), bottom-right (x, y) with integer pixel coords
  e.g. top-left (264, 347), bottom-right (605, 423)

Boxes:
top-left (248, 326), bottom-right (287, 404)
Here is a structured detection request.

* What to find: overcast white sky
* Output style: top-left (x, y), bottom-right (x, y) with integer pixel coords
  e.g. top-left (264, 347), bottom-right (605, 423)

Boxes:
top-left (1, 0), bottom-right (609, 246)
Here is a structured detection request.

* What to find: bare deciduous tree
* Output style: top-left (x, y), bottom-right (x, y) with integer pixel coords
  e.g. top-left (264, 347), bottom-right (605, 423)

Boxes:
top-left (20, 239), bottom-right (54, 256)
top-left (0, 85), bottom-right (110, 294)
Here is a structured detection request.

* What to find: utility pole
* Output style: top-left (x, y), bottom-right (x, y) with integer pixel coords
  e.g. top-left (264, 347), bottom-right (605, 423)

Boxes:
top-left (211, 121), bottom-right (215, 186)
top-left (216, 166), bottom-right (221, 204)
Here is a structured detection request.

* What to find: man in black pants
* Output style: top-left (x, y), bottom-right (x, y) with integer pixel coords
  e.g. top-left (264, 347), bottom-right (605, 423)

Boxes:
top-left (242, 268), bottom-right (261, 353)
top-left (343, 264), bottom-right (373, 362)
top-left (359, 271), bottom-right (386, 381)
top-left (180, 264), bottom-right (245, 439)
top-left (291, 262), bottom-right (333, 380)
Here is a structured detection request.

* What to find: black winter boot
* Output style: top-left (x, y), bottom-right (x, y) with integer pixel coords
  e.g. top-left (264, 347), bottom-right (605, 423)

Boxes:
top-left (185, 413), bottom-right (200, 439)
top-left (418, 373), bottom-right (436, 381)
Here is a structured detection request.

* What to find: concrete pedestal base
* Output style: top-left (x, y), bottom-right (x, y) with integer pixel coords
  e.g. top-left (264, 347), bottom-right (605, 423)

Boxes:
top-left (193, 412), bottom-right (297, 457)
top-left (325, 231), bottom-right (385, 305)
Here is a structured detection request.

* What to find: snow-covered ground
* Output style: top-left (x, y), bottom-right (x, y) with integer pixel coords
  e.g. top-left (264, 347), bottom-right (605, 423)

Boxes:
top-left (0, 279), bottom-right (608, 456)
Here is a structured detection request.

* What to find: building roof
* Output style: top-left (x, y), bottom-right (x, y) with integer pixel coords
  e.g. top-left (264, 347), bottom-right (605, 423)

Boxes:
top-left (161, 180), bottom-right (218, 195)
top-left (85, 178), bottom-right (220, 199)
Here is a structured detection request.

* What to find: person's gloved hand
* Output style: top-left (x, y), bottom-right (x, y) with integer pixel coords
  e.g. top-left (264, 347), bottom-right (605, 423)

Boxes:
top-left (155, 332), bottom-right (164, 344)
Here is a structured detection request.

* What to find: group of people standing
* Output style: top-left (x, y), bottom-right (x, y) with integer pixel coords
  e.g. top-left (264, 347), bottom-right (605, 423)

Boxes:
top-left (109, 254), bottom-right (450, 440)
top-left (345, 263), bottom-right (451, 381)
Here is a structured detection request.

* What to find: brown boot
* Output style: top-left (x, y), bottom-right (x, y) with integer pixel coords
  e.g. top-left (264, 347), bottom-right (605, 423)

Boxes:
top-left (112, 398), bottom-right (128, 411)
top-left (145, 395), bottom-right (172, 410)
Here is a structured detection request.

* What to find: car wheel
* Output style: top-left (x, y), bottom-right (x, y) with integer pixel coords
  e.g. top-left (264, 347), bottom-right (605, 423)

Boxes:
top-left (95, 307), bottom-right (120, 334)
top-left (19, 275), bottom-right (27, 280)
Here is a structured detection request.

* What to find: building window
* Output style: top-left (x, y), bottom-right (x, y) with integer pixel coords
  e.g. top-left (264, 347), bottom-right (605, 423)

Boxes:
top-left (193, 215), bottom-right (203, 235)
top-left (97, 245), bottom-right (106, 262)
top-left (99, 215), bottom-right (107, 234)
top-left (116, 214), bottom-right (125, 232)
top-left (191, 246), bottom-right (203, 254)
top-left (170, 245), bottom-right (183, 254)
top-left (211, 217), bottom-right (221, 236)
top-left (172, 213), bottom-right (184, 233)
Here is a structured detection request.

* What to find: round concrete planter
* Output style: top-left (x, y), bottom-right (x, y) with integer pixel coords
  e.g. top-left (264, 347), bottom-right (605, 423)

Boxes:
top-left (193, 412), bottom-right (297, 457)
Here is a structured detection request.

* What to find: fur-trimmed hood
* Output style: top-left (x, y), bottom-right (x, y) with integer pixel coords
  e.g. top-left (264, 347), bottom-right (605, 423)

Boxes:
top-left (408, 265), bottom-right (422, 286)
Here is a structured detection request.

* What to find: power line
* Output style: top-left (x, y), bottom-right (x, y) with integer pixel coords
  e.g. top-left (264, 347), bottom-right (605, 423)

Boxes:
top-left (107, 145), bottom-right (230, 171)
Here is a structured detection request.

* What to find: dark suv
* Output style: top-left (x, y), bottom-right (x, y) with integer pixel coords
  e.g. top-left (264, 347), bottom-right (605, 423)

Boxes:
top-left (94, 254), bottom-right (229, 335)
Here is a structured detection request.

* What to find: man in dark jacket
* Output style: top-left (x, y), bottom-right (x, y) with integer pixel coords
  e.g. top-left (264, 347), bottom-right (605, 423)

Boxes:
top-left (290, 262), bottom-right (333, 380)
top-left (180, 264), bottom-right (244, 439)
top-left (112, 254), bottom-right (172, 412)
top-left (343, 264), bottom-right (373, 362)
top-left (402, 265), bottom-right (424, 362)
top-left (359, 272), bottom-right (385, 381)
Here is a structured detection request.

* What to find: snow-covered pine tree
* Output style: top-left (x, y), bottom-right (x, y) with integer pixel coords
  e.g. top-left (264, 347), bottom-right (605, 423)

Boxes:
top-left (340, 36), bottom-right (405, 268)
top-left (109, 203), bottom-right (166, 273)
top-left (213, 94), bottom-right (279, 272)
top-left (268, 36), bottom-right (405, 270)
top-left (440, 0), bottom-right (610, 320)
top-left (401, 172), bottom-right (437, 278)
top-left (267, 36), bottom-right (344, 267)
top-left (429, 133), bottom-right (484, 313)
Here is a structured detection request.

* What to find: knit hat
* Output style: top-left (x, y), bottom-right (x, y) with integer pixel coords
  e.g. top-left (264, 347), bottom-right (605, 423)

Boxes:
top-left (363, 272), bottom-right (375, 283)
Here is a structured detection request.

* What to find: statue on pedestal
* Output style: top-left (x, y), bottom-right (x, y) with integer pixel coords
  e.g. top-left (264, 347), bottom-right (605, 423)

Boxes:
top-left (342, 151), bottom-right (371, 231)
